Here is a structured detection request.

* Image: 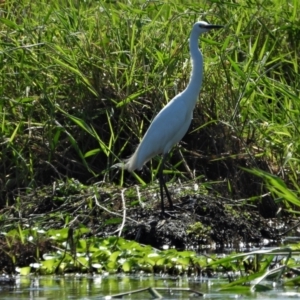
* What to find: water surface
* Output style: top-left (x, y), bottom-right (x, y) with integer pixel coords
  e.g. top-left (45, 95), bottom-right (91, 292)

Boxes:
top-left (0, 274), bottom-right (298, 299)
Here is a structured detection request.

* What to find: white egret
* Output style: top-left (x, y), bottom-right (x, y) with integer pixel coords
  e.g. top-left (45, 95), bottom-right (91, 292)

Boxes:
top-left (115, 21), bottom-right (223, 214)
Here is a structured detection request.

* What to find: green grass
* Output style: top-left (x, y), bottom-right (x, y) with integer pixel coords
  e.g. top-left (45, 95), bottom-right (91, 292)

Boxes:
top-left (0, 0), bottom-right (300, 212)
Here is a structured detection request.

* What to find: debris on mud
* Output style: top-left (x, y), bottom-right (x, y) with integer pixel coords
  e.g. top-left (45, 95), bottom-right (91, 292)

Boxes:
top-left (0, 182), bottom-right (288, 273)
top-left (110, 195), bottom-right (280, 250)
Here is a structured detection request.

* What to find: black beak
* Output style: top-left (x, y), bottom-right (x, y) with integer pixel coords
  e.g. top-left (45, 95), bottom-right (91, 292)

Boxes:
top-left (205, 24), bottom-right (224, 29)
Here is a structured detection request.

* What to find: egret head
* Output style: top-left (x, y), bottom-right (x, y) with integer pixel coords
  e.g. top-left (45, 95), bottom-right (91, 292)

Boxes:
top-left (192, 21), bottom-right (223, 35)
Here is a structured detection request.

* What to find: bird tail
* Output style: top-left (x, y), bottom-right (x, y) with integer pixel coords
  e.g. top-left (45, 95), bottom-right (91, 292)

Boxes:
top-left (111, 161), bottom-right (126, 169)
top-left (123, 150), bottom-right (140, 172)
top-left (111, 148), bottom-right (141, 172)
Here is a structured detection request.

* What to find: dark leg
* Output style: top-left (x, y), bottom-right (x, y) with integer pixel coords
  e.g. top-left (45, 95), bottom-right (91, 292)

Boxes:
top-left (159, 153), bottom-right (173, 214)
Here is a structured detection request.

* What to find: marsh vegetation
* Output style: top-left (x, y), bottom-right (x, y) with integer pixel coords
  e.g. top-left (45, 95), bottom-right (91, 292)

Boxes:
top-left (1, 0), bottom-right (300, 294)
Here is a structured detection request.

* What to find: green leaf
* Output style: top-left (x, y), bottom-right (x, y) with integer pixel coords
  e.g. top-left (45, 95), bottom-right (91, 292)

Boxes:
top-left (122, 260), bottom-right (131, 272)
top-left (0, 18), bottom-right (20, 29)
top-left (227, 55), bottom-right (246, 79)
top-left (18, 266), bottom-right (31, 276)
top-left (243, 168), bottom-right (300, 207)
top-left (105, 218), bottom-right (122, 225)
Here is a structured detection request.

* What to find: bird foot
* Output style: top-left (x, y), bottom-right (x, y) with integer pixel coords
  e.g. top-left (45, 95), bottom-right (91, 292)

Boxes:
top-left (160, 208), bottom-right (177, 219)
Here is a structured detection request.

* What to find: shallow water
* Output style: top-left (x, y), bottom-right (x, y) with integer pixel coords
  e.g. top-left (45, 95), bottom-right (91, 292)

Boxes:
top-left (0, 274), bottom-right (299, 300)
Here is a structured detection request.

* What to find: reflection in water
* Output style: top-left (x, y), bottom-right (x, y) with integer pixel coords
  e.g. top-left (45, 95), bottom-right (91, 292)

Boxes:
top-left (0, 274), bottom-right (298, 299)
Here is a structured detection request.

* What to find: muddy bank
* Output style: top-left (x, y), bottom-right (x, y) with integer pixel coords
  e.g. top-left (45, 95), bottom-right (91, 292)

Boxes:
top-left (103, 194), bottom-right (281, 250)
top-left (0, 183), bottom-right (287, 273)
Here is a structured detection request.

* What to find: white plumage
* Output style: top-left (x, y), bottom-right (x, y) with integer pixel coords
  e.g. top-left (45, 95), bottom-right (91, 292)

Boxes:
top-left (115, 21), bottom-right (223, 214)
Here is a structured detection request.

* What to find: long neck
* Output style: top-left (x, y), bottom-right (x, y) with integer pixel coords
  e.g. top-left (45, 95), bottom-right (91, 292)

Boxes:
top-left (185, 30), bottom-right (203, 99)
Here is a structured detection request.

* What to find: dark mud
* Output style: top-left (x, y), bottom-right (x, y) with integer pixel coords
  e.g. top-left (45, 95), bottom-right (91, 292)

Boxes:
top-left (0, 184), bottom-right (288, 273)
top-left (110, 195), bottom-right (281, 250)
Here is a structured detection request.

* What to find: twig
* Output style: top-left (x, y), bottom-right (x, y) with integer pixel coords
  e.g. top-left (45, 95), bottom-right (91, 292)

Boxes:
top-left (118, 189), bottom-right (127, 237)
top-left (280, 220), bottom-right (300, 236)
top-left (178, 148), bottom-right (194, 179)
top-left (93, 195), bottom-right (139, 225)
top-left (136, 185), bottom-right (145, 208)
top-left (105, 287), bottom-right (204, 299)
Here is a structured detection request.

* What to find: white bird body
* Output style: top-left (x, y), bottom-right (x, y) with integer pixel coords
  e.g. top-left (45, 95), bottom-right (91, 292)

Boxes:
top-left (124, 22), bottom-right (208, 172)
top-left (126, 89), bottom-right (197, 171)
top-left (115, 21), bottom-right (223, 213)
